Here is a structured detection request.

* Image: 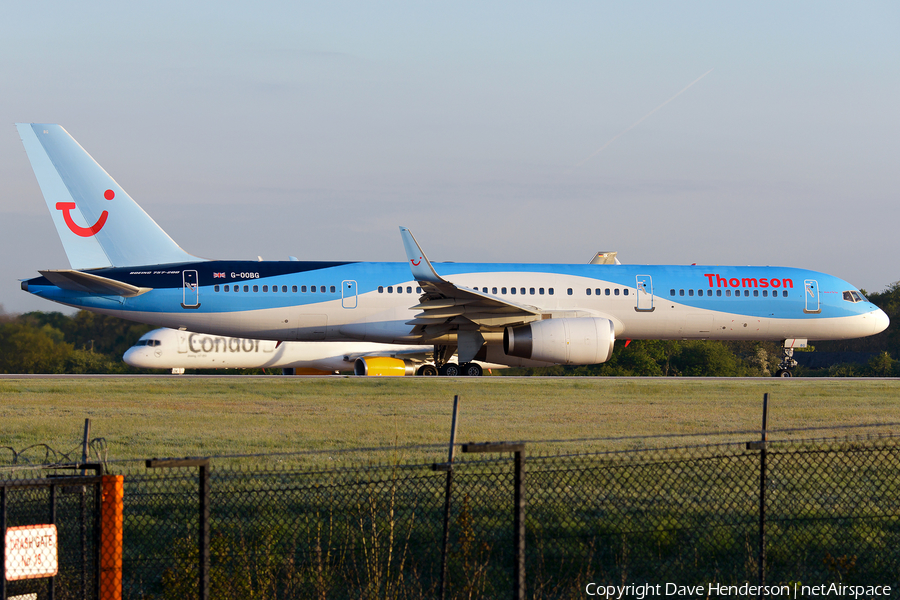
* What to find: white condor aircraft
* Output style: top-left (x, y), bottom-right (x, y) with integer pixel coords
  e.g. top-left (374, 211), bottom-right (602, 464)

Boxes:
top-left (125, 328), bottom-right (508, 376)
top-left (17, 124), bottom-right (889, 376)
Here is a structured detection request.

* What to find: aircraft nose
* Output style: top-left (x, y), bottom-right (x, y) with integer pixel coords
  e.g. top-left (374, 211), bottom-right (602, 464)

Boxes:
top-left (872, 308), bottom-right (890, 335)
top-left (122, 347), bottom-right (146, 368)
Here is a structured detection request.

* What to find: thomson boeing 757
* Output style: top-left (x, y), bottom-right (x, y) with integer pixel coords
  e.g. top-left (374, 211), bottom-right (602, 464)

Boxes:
top-left (16, 124), bottom-right (889, 376)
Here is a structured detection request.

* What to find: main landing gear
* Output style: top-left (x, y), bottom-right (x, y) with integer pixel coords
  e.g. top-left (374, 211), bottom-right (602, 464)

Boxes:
top-left (434, 362), bottom-right (485, 377)
top-left (424, 344), bottom-right (485, 376)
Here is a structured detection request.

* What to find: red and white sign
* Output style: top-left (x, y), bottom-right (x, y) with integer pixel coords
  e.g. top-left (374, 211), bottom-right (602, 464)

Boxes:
top-left (4, 524), bottom-right (58, 581)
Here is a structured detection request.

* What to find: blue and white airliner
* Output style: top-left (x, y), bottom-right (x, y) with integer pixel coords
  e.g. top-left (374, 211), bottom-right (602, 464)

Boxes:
top-left (17, 124), bottom-right (889, 376)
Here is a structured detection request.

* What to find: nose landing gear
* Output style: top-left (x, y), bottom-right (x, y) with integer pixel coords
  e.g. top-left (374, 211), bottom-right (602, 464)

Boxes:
top-left (775, 339), bottom-right (805, 377)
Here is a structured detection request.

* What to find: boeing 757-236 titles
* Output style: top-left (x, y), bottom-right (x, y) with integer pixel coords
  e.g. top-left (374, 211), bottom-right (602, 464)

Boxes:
top-left (17, 124), bottom-right (889, 376)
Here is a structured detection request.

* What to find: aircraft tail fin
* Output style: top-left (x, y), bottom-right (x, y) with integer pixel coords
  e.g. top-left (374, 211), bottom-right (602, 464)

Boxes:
top-left (16, 124), bottom-right (198, 270)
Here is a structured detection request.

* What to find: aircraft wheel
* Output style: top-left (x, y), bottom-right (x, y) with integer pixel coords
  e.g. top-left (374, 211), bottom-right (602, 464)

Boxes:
top-left (417, 364), bottom-right (438, 376)
top-left (776, 369), bottom-right (793, 378)
top-left (439, 363), bottom-right (460, 377)
top-left (461, 362), bottom-right (483, 377)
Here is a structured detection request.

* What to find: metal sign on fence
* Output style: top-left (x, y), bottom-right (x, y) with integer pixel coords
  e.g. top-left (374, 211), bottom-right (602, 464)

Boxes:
top-left (4, 524), bottom-right (58, 581)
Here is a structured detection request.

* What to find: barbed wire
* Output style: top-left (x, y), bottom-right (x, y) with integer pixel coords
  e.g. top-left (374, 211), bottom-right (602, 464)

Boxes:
top-left (0, 437), bottom-right (109, 472)
top-left (3, 421), bottom-right (899, 472)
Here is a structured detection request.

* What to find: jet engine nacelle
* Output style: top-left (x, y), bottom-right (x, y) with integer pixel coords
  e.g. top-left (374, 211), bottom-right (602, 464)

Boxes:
top-left (354, 356), bottom-right (417, 376)
top-left (503, 317), bottom-right (616, 365)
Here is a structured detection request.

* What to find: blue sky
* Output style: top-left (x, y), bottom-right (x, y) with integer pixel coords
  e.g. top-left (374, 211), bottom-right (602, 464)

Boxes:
top-left (2, 1), bottom-right (898, 315)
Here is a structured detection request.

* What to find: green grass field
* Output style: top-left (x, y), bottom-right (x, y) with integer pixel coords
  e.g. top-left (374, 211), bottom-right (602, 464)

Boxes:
top-left (1, 377), bottom-right (899, 467)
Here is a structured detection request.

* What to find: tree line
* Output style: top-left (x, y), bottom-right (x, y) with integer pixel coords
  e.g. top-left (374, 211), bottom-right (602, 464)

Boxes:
top-left (1, 281), bottom-right (898, 376)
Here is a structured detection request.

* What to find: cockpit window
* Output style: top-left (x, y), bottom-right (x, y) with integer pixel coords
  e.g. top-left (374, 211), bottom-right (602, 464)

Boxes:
top-left (843, 291), bottom-right (854, 302)
top-left (135, 339), bottom-right (161, 347)
top-left (843, 291), bottom-right (867, 303)
top-left (852, 291), bottom-right (866, 303)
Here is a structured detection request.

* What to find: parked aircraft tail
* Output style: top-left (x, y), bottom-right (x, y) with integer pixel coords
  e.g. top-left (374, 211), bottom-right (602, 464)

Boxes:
top-left (16, 123), bottom-right (198, 270)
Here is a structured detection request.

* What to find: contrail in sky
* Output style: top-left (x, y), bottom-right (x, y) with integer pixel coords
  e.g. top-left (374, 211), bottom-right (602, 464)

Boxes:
top-left (572, 68), bottom-right (714, 169)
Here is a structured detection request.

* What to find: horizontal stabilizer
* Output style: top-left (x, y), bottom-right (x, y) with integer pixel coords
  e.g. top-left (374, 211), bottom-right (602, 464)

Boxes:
top-left (38, 270), bottom-right (152, 297)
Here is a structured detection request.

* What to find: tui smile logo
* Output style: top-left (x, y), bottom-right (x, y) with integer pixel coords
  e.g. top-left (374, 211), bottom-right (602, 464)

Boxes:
top-left (56, 189), bottom-right (113, 237)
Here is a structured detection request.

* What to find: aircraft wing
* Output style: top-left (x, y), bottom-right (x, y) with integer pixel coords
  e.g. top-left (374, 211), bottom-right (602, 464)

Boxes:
top-left (399, 227), bottom-right (541, 326)
top-left (38, 269), bottom-right (152, 297)
top-left (399, 227), bottom-right (543, 362)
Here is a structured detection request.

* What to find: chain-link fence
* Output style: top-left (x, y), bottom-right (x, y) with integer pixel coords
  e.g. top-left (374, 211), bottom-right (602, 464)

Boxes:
top-left (3, 433), bottom-right (899, 599)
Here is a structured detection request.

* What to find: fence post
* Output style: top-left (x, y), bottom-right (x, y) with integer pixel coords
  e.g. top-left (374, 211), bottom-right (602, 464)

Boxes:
top-left (746, 393), bottom-right (769, 600)
top-left (49, 482), bottom-right (56, 600)
top-left (433, 395), bottom-right (461, 600)
top-left (513, 447), bottom-right (525, 600)
top-left (2, 486), bottom-right (6, 600)
top-left (100, 475), bottom-right (124, 600)
top-left (462, 442), bottom-right (526, 600)
top-left (199, 463), bottom-right (210, 600)
top-left (147, 458), bottom-right (211, 600)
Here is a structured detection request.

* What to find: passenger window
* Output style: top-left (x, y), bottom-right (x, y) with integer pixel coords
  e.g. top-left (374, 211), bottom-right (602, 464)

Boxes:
top-left (549, 288), bottom-right (554, 295)
top-left (726, 290), bottom-right (731, 297)
top-left (595, 289), bottom-right (601, 295)
top-left (567, 288), bottom-right (573, 296)
top-left (539, 288), bottom-right (545, 295)
top-left (605, 289), bottom-right (610, 296)
top-left (670, 289), bottom-right (675, 296)
top-left (321, 286), bottom-right (326, 293)
top-left (330, 286), bottom-right (335, 293)
top-left (679, 290), bottom-right (684, 296)
top-left (224, 285), bottom-right (229, 292)
top-left (492, 287), bottom-right (498, 294)
top-left (214, 285), bottom-right (220, 292)
top-left (754, 290), bottom-right (759, 297)
top-left (252, 285), bottom-right (258, 293)
top-left (511, 288), bottom-right (516, 294)
top-left (689, 289), bottom-right (694, 297)
top-left (586, 288), bottom-right (592, 296)
top-left (378, 286), bottom-right (383, 293)
top-left (243, 285), bottom-right (249, 292)
top-left (407, 287), bottom-right (412, 294)
top-left (530, 288), bottom-right (535, 295)
top-left (483, 287), bottom-right (488, 293)
top-left (388, 286), bottom-right (393, 293)
top-left (783, 290), bottom-right (788, 297)
top-left (301, 285), bottom-right (307, 292)
top-left (763, 290), bottom-right (768, 297)
top-left (416, 287), bottom-right (422, 293)
top-left (502, 287), bottom-right (507, 294)
top-left (292, 286), bottom-right (297, 293)
top-left (521, 288), bottom-right (526, 295)
top-left (262, 285), bottom-right (268, 292)
top-left (311, 286), bottom-right (316, 293)
top-left (614, 289), bottom-right (620, 296)
top-left (623, 289), bottom-right (629, 296)
top-left (744, 290), bottom-right (749, 297)
top-left (716, 290), bottom-right (721, 297)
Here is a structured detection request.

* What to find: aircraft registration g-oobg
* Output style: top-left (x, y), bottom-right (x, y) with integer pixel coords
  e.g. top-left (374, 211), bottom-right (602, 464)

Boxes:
top-left (17, 124), bottom-right (889, 376)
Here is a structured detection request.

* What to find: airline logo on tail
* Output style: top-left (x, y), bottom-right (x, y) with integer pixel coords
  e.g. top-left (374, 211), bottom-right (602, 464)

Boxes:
top-left (55, 189), bottom-right (114, 237)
